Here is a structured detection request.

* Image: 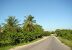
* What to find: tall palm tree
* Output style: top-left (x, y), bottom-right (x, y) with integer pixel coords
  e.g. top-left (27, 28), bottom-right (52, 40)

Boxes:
top-left (3, 16), bottom-right (19, 33)
top-left (23, 15), bottom-right (36, 32)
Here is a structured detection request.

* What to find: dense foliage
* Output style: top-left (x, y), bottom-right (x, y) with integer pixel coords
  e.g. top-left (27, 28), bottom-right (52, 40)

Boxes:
top-left (55, 29), bottom-right (72, 40)
top-left (0, 15), bottom-right (71, 48)
top-left (0, 15), bottom-right (50, 47)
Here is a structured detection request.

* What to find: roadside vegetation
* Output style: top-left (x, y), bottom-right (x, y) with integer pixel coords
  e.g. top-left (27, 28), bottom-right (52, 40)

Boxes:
top-left (0, 15), bottom-right (72, 50)
top-left (0, 15), bottom-right (51, 50)
top-left (55, 29), bottom-right (72, 50)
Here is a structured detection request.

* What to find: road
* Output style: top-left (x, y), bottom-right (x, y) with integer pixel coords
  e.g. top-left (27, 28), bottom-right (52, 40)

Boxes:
top-left (10, 36), bottom-right (71, 50)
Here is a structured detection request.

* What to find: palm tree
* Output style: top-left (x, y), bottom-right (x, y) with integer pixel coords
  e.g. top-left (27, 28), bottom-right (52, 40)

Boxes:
top-left (3, 16), bottom-right (19, 33)
top-left (23, 15), bottom-right (36, 32)
top-left (0, 25), bottom-right (1, 33)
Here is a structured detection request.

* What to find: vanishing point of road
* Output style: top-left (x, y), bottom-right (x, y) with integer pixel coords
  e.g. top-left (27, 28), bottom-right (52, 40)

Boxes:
top-left (10, 35), bottom-right (71, 50)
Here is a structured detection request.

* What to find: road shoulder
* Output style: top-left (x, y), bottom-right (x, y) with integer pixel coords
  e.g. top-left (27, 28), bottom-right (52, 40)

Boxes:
top-left (10, 36), bottom-right (49, 50)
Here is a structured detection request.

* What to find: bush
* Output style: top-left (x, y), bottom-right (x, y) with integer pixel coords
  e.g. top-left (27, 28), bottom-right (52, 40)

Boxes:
top-left (55, 29), bottom-right (72, 40)
top-left (42, 31), bottom-right (51, 36)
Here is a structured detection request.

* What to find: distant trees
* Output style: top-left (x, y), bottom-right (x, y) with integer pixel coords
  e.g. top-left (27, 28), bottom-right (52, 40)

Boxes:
top-left (42, 31), bottom-right (51, 36)
top-left (55, 29), bottom-right (72, 40)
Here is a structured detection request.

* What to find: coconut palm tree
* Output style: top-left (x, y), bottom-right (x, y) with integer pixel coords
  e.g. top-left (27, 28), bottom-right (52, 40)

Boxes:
top-left (0, 25), bottom-right (1, 33)
top-left (3, 16), bottom-right (19, 33)
top-left (23, 15), bottom-right (36, 32)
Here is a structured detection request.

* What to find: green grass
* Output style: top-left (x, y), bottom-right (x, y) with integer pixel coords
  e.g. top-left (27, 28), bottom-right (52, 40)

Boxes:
top-left (0, 45), bottom-right (15, 50)
top-left (59, 37), bottom-right (72, 50)
top-left (0, 38), bottom-right (42, 50)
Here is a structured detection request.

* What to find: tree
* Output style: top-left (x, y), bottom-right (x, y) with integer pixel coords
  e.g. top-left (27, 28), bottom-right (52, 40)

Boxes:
top-left (0, 25), bottom-right (1, 33)
top-left (0, 16), bottom-right (22, 46)
top-left (22, 15), bottom-right (44, 41)
top-left (0, 25), bottom-right (2, 40)
top-left (23, 15), bottom-right (36, 32)
top-left (3, 16), bottom-right (19, 33)
top-left (34, 24), bottom-right (43, 32)
top-left (55, 29), bottom-right (72, 40)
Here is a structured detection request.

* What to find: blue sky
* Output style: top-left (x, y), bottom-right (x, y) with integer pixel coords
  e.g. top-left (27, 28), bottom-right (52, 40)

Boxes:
top-left (0, 0), bottom-right (72, 31)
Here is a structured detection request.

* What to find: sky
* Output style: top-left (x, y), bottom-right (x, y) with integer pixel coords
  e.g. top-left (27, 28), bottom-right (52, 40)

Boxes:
top-left (0, 0), bottom-right (72, 31)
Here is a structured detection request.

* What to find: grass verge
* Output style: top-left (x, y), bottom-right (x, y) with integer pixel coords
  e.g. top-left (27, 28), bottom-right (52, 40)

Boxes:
top-left (0, 38), bottom-right (42, 50)
top-left (59, 37), bottom-right (72, 50)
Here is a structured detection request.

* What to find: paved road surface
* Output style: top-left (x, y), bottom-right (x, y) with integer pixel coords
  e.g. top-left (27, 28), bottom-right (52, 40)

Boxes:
top-left (10, 36), bottom-right (71, 50)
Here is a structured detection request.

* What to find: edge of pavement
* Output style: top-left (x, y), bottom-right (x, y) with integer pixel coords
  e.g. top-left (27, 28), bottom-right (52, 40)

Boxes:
top-left (10, 36), bottom-right (49, 50)
top-left (52, 36), bottom-right (71, 50)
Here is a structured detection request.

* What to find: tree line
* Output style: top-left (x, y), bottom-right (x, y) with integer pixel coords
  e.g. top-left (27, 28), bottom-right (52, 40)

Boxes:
top-left (55, 29), bottom-right (72, 40)
top-left (0, 15), bottom-right (50, 47)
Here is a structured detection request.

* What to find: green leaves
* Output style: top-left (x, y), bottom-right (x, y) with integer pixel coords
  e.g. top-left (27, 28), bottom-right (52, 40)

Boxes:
top-left (23, 15), bottom-right (36, 32)
top-left (0, 15), bottom-right (45, 47)
top-left (55, 29), bottom-right (72, 40)
top-left (3, 16), bottom-right (19, 33)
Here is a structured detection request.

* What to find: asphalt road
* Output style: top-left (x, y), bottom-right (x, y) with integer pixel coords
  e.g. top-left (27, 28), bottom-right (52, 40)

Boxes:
top-left (10, 36), bottom-right (71, 50)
